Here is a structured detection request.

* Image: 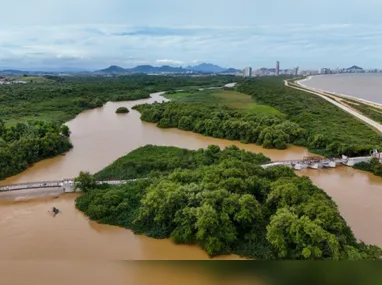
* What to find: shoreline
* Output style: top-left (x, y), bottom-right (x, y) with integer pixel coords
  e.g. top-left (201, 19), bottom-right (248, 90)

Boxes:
top-left (297, 75), bottom-right (382, 109)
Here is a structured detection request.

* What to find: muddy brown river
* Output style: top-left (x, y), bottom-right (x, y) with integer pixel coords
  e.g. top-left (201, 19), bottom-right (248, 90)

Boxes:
top-left (1, 91), bottom-right (382, 283)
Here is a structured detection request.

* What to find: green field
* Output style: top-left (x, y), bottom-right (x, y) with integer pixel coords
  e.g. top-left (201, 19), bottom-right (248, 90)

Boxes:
top-left (164, 89), bottom-right (283, 115)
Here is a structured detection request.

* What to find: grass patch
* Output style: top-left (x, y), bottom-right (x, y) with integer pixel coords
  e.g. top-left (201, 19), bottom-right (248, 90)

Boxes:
top-left (164, 89), bottom-right (283, 115)
top-left (346, 102), bottom-right (382, 124)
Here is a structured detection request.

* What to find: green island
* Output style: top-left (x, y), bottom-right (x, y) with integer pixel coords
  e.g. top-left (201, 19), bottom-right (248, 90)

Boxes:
top-left (134, 77), bottom-right (382, 158)
top-left (75, 145), bottom-right (381, 260)
top-left (115, 107), bottom-right (129, 114)
top-left (0, 75), bottom-right (234, 180)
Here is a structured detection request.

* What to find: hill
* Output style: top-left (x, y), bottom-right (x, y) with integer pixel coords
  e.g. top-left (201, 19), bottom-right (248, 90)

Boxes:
top-left (187, 63), bottom-right (226, 73)
top-left (128, 65), bottom-right (187, 74)
top-left (220, 68), bottom-right (241, 74)
top-left (95, 63), bottom-right (240, 74)
top-left (97, 65), bottom-right (127, 73)
top-left (347, 65), bottom-right (363, 71)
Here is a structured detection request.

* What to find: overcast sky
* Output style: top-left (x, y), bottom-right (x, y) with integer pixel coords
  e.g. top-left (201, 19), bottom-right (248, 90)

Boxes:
top-left (1, 0), bottom-right (381, 70)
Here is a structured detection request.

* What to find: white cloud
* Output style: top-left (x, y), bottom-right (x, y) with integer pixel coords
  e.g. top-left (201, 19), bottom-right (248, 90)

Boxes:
top-left (0, 24), bottom-right (382, 70)
top-left (156, 59), bottom-right (183, 65)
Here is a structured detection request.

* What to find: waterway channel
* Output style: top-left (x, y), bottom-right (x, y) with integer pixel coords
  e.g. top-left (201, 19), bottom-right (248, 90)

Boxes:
top-left (1, 89), bottom-right (382, 282)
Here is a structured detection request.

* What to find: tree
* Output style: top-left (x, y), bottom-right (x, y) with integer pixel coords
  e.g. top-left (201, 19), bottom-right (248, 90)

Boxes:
top-left (266, 208), bottom-right (341, 260)
top-left (373, 163), bottom-right (382, 176)
top-left (116, 107), bottom-right (129, 114)
top-left (60, 125), bottom-right (71, 137)
top-left (195, 203), bottom-right (237, 256)
top-left (0, 119), bottom-right (5, 137)
top-left (74, 171), bottom-right (96, 192)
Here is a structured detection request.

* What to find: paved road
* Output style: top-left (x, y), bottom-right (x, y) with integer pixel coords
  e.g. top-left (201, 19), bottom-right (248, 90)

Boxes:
top-left (285, 80), bottom-right (382, 133)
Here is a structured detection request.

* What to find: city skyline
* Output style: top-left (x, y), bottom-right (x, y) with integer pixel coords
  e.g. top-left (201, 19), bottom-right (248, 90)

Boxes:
top-left (1, 0), bottom-right (382, 70)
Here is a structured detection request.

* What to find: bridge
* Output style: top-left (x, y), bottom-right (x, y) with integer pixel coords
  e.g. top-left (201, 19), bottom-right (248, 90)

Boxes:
top-left (0, 179), bottom-right (133, 193)
top-left (1, 151), bottom-right (380, 193)
top-left (261, 156), bottom-right (341, 170)
top-left (261, 151), bottom-right (381, 170)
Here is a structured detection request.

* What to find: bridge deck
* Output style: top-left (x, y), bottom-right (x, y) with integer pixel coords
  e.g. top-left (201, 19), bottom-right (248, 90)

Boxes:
top-left (0, 179), bottom-right (132, 192)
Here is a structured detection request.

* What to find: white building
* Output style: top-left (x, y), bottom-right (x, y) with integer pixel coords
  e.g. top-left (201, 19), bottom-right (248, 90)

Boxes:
top-left (243, 67), bottom-right (252, 77)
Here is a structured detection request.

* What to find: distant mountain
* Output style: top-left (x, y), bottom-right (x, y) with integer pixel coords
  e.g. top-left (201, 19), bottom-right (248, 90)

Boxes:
top-left (96, 65), bottom-right (190, 74)
top-left (347, 65), bottom-right (363, 70)
top-left (127, 65), bottom-right (188, 73)
top-left (129, 65), bottom-right (155, 73)
top-left (156, 65), bottom-right (187, 73)
top-left (220, 68), bottom-right (241, 74)
top-left (187, 63), bottom-right (226, 73)
top-left (0, 69), bottom-right (27, 74)
top-left (95, 63), bottom-right (239, 74)
top-left (97, 65), bottom-right (127, 73)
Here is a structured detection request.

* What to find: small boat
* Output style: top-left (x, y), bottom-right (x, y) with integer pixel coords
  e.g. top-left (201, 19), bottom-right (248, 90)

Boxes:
top-left (308, 163), bottom-right (322, 170)
top-left (293, 163), bottom-right (308, 170)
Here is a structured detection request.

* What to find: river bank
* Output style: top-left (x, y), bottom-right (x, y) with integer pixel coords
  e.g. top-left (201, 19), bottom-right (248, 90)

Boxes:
top-left (1, 87), bottom-right (382, 260)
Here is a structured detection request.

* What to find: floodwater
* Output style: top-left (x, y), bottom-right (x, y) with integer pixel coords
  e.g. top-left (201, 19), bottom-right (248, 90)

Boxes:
top-left (0, 91), bottom-right (308, 263)
top-left (301, 73), bottom-right (382, 104)
top-left (1, 89), bottom-right (382, 281)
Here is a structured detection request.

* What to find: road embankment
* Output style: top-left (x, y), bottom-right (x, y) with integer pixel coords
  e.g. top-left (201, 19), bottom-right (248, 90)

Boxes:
top-left (286, 80), bottom-right (382, 133)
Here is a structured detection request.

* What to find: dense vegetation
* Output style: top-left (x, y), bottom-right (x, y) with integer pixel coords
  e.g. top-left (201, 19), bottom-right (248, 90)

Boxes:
top-left (76, 145), bottom-right (381, 260)
top-left (0, 119), bottom-right (72, 179)
top-left (0, 75), bottom-right (235, 125)
top-left (95, 144), bottom-right (270, 180)
top-left (133, 102), bottom-right (305, 149)
top-left (353, 158), bottom-right (382, 177)
top-left (115, 107), bottom-right (129, 114)
top-left (345, 100), bottom-right (382, 124)
top-left (237, 78), bottom-right (382, 157)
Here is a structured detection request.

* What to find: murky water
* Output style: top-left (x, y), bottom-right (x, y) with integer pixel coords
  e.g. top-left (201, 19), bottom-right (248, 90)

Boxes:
top-left (301, 73), bottom-right (382, 104)
top-left (1, 90), bottom-right (382, 280)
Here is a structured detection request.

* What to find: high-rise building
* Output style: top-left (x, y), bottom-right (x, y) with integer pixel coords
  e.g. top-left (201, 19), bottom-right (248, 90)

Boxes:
top-left (276, 61), bottom-right (280, 76)
top-left (294, 66), bottom-right (299, 76)
top-left (243, 67), bottom-right (252, 77)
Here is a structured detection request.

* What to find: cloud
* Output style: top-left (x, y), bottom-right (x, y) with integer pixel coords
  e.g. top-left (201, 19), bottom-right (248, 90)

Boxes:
top-left (1, 24), bottom-right (382, 70)
top-left (156, 59), bottom-right (183, 65)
